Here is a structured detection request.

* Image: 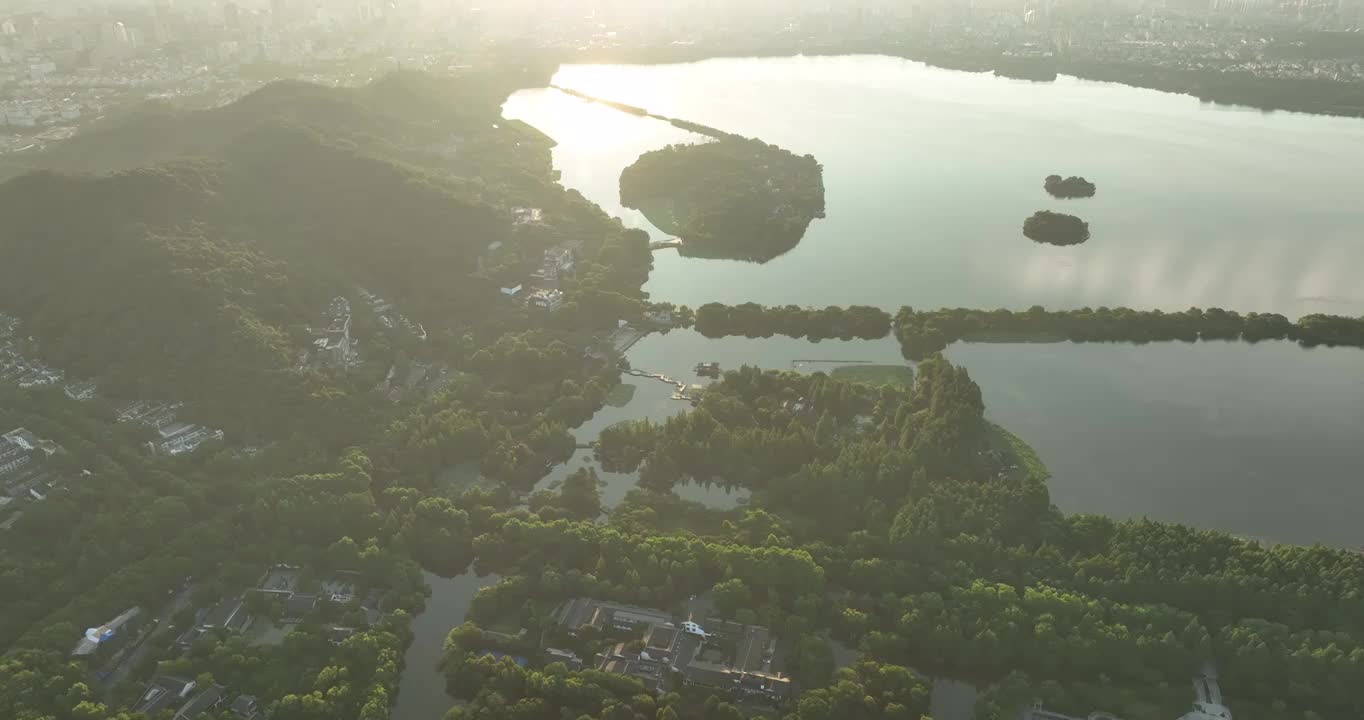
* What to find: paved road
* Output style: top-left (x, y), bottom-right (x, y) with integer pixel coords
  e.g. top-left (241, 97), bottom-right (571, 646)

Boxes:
top-left (686, 592), bottom-right (713, 624)
top-left (100, 584), bottom-right (196, 691)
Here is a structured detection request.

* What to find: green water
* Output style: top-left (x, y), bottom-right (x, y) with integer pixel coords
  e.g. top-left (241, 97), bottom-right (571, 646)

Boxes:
top-left (502, 56), bottom-right (1364, 549)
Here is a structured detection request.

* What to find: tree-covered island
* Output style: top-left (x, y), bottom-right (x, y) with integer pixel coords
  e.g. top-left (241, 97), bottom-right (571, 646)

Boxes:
top-left (1024, 210), bottom-right (1091, 246)
top-left (619, 137), bottom-right (826, 262)
top-left (1044, 174), bottom-right (1097, 199)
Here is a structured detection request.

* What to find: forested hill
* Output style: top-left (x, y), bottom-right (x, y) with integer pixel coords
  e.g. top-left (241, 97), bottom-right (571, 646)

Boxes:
top-left (0, 69), bottom-right (651, 439)
top-left (13, 66), bottom-right (554, 178)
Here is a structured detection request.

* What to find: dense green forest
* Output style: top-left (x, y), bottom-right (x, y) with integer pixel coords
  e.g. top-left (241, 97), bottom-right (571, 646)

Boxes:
top-left (618, 137), bottom-right (825, 262)
top-left (0, 68), bottom-right (653, 446)
top-left (0, 67), bottom-right (659, 720)
top-left (3, 61), bottom-right (1364, 720)
top-left (438, 358), bottom-right (1364, 720)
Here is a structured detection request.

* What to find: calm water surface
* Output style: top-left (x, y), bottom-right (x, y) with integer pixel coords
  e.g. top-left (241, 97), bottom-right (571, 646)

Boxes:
top-left (504, 55), bottom-right (1364, 315)
top-left (392, 571), bottom-right (499, 720)
top-left (502, 57), bottom-right (1364, 546)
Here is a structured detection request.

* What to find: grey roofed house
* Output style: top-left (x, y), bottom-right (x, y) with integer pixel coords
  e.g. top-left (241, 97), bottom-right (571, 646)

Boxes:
top-left (134, 676), bottom-right (196, 716)
top-left (681, 658), bottom-right (739, 690)
top-left (172, 685), bottom-right (226, 719)
top-left (732, 624), bottom-right (772, 672)
top-left (564, 597), bottom-right (792, 703)
top-left (644, 623), bottom-right (679, 651)
top-left (554, 597), bottom-right (672, 634)
top-left (595, 643), bottom-right (668, 692)
top-left (201, 597), bottom-right (252, 634)
top-left (229, 694), bottom-right (262, 719)
top-left (283, 593), bottom-right (318, 620)
top-left (544, 647), bottom-right (584, 671)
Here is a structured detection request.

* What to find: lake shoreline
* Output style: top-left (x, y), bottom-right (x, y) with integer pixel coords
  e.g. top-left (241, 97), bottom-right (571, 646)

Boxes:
top-left (550, 45), bottom-right (1364, 120)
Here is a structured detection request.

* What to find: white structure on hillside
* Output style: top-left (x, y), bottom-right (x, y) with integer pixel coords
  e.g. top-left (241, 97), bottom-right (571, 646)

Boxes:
top-left (527, 289), bottom-right (565, 311)
top-left (72, 606), bottom-right (141, 656)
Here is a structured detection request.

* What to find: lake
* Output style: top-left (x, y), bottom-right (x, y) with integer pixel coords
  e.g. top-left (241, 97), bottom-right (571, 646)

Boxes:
top-left (502, 56), bottom-right (1364, 548)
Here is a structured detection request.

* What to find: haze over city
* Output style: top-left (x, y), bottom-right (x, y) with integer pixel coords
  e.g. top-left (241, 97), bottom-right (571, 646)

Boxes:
top-left (2, 2), bottom-right (1364, 720)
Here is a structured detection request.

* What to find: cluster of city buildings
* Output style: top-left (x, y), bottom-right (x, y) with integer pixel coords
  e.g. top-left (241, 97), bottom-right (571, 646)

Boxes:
top-left (116, 400), bottom-right (225, 457)
top-left (551, 598), bottom-right (793, 704)
top-left (492, 210), bottom-right (579, 313)
top-left (176, 566), bottom-right (381, 651)
top-left (3, 312), bottom-right (226, 459)
top-left (134, 676), bottom-right (262, 720)
top-left (2, 0), bottom-right (1360, 165)
top-left (63, 563), bottom-right (387, 718)
top-left (359, 288), bottom-right (428, 342)
top-left (131, 566), bottom-right (383, 718)
top-left (0, 426), bottom-right (65, 528)
top-left (0, 313), bottom-right (64, 389)
top-left (306, 296), bottom-right (358, 372)
top-left (304, 290), bottom-right (444, 400)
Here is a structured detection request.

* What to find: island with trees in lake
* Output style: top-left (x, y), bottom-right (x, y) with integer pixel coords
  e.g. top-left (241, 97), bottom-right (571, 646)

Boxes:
top-left (619, 137), bottom-right (826, 262)
top-left (1024, 209), bottom-right (1091, 245)
top-left (1044, 174), bottom-right (1097, 199)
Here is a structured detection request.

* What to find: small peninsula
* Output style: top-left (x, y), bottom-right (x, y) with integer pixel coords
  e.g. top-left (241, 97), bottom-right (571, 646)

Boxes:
top-left (1045, 174), bottom-right (1097, 198)
top-left (1024, 210), bottom-right (1091, 246)
top-left (619, 137), bottom-right (825, 262)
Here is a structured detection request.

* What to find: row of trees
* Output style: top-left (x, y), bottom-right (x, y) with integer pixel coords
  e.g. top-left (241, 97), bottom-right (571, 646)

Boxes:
top-left (859, 581), bottom-right (1207, 686)
top-left (895, 305), bottom-right (1364, 359)
top-left (692, 303), bottom-right (892, 341)
top-left (672, 303), bottom-right (1364, 361)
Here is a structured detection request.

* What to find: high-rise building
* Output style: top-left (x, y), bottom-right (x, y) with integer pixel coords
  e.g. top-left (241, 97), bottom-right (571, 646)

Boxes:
top-left (224, 1), bottom-right (241, 30)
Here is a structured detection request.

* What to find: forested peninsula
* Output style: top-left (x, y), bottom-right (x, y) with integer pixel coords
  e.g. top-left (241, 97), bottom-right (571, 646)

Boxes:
top-left (619, 138), bottom-right (826, 262)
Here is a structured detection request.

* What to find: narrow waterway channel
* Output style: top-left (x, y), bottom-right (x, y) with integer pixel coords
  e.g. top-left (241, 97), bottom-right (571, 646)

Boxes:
top-left (391, 571), bottom-right (500, 720)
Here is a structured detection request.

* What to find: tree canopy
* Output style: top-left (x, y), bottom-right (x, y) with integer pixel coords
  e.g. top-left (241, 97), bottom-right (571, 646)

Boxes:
top-left (619, 138), bottom-right (825, 262)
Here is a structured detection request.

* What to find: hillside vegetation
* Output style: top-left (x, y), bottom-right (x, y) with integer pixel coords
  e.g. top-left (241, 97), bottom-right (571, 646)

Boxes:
top-left (0, 69), bottom-right (650, 440)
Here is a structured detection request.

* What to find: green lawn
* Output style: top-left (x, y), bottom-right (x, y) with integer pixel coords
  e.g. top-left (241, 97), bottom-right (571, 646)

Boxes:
top-left (830, 364), bottom-right (915, 387)
top-left (987, 423), bottom-right (1051, 483)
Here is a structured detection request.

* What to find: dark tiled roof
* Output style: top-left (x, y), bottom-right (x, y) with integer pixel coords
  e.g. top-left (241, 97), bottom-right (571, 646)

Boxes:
top-left (202, 598), bottom-right (245, 630)
top-left (283, 593), bottom-right (318, 618)
top-left (683, 660), bottom-right (737, 688)
top-left (173, 685), bottom-right (225, 719)
top-left (229, 694), bottom-right (260, 718)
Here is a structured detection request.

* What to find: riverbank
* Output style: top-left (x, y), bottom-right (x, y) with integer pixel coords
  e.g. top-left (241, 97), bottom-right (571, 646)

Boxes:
top-left (391, 571), bottom-right (500, 720)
